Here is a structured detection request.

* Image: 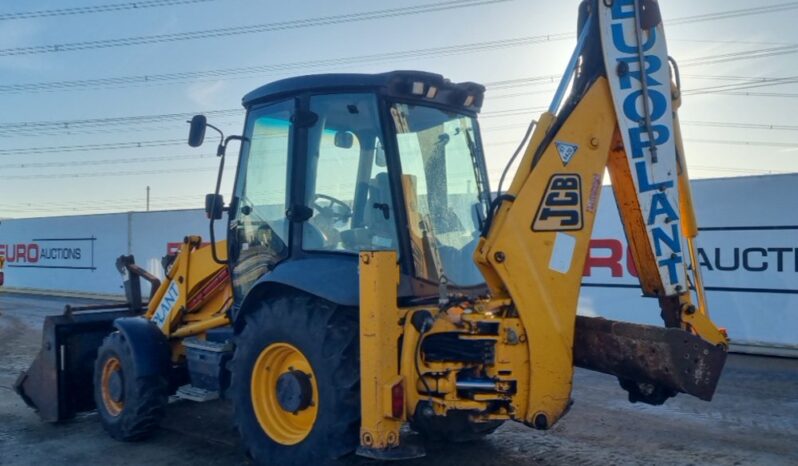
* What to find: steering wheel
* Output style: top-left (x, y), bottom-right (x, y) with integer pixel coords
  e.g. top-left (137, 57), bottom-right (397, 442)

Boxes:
top-left (312, 193), bottom-right (352, 223)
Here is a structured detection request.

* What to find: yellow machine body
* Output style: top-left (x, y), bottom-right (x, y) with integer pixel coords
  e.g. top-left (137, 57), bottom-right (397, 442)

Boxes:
top-left (357, 69), bottom-right (728, 451)
top-left (144, 235), bottom-right (233, 346)
top-left (17, 2), bottom-right (731, 461)
top-left (357, 81), bottom-right (728, 450)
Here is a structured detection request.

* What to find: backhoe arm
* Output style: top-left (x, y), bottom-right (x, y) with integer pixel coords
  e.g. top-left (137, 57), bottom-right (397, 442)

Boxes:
top-left (474, 0), bottom-right (728, 427)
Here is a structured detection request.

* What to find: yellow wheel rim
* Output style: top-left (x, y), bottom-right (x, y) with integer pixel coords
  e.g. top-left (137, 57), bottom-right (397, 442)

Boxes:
top-left (100, 356), bottom-right (124, 416)
top-left (251, 342), bottom-right (318, 445)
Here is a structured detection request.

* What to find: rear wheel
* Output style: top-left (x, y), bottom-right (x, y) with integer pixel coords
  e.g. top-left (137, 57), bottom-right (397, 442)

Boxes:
top-left (93, 331), bottom-right (168, 441)
top-left (231, 292), bottom-right (359, 464)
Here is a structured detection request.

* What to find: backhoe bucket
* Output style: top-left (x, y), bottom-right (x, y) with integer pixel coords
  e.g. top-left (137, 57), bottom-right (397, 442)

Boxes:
top-left (14, 304), bottom-right (138, 422)
top-left (573, 316), bottom-right (727, 403)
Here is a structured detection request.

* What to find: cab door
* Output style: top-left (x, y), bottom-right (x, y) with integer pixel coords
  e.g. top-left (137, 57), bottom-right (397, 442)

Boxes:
top-left (229, 99), bottom-right (294, 302)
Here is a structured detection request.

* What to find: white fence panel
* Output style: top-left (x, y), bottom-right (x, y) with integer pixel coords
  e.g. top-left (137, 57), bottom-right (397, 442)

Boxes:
top-left (582, 174), bottom-right (798, 355)
top-left (1, 174), bottom-right (795, 354)
top-left (0, 213), bottom-right (128, 295)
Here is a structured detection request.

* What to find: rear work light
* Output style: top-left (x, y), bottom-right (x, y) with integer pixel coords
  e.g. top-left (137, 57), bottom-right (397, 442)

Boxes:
top-left (391, 379), bottom-right (404, 419)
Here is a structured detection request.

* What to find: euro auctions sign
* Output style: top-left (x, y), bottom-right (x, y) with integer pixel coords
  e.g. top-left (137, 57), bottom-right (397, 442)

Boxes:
top-left (582, 174), bottom-right (798, 353)
top-left (0, 209), bottom-right (213, 296)
top-left (0, 237), bottom-right (96, 270)
top-left (584, 231), bottom-right (798, 292)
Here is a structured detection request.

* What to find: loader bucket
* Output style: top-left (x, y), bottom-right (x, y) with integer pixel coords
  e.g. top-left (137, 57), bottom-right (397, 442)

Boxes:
top-left (573, 316), bottom-right (727, 403)
top-left (14, 303), bottom-right (138, 422)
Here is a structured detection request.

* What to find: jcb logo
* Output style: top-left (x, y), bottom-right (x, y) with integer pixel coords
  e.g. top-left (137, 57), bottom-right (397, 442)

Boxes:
top-left (532, 174), bottom-right (583, 231)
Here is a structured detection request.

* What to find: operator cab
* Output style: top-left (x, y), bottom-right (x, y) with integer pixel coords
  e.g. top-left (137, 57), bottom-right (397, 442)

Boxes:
top-left (193, 71), bottom-right (491, 303)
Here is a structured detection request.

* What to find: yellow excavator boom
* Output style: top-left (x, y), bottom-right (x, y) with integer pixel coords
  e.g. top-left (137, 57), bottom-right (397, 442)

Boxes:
top-left (357, 0), bottom-right (728, 454)
top-left (16, 2), bottom-right (730, 462)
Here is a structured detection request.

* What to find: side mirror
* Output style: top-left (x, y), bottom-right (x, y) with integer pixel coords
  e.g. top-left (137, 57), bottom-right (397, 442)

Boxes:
top-left (334, 131), bottom-right (354, 149)
top-left (205, 193), bottom-right (224, 220)
top-left (188, 115), bottom-right (207, 147)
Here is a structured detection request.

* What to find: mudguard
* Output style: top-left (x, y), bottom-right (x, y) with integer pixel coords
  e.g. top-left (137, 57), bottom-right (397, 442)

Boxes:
top-left (233, 256), bottom-right (359, 328)
top-left (112, 317), bottom-right (171, 378)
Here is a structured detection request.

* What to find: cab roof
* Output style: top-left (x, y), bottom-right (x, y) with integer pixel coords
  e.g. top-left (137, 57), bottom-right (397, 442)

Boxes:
top-left (242, 70), bottom-right (486, 113)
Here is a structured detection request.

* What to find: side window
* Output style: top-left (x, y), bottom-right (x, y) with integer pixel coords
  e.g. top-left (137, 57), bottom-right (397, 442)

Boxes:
top-left (231, 100), bottom-right (293, 299)
top-left (302, 93), bottom-right (397, 253)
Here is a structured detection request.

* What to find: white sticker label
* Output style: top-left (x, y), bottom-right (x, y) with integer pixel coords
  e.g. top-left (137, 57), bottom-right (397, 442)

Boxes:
top-left (549, 232), bottom-right (577, 274)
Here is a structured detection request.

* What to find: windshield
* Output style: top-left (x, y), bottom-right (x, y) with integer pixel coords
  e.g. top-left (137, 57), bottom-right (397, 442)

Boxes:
top-left (391, 103), bottom-right (490, 287)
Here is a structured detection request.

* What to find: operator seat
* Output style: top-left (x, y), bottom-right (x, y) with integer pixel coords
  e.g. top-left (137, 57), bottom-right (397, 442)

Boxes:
top-left (364, 172), bottom-right (397, 249)
top-left (341, 172), bottom-right (396, 250)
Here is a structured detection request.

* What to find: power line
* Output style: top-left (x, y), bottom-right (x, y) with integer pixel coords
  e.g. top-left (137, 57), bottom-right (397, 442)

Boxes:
top-left (2, 57), bottom-right (795, 133)
top-left (0, 201), bottom-right (205, 214)
top-left (0, 0), bottom-right (513, 57)
top-left (5, 65), bottom-right (796, 136)
top-left (482, 119), bottom-right (798, 132)
top-left (712, 90), bottom-right (798, 98)
top-left (482, 137), bottom-right (798, 154)
top-left (480, 107), bottom-right (548, 118)
top-left (0, 194), bottom-right (204, 210)
top-left (0, 0), bottom-right (220, 21)
top-left (689, 165), bottom-right (794, 175)
top-left (5, 131), bottom-right (794, 177)
top-left (480, 142), bottom-right (798, 179)
top-left (672, 38), bottom-right (792, 47)
top-left (668, 1), bottom-right (798, 25)
top-left (683, 76), bottom-right (798, 95)
top-left (0, 153), bottom-right (215, 169)
top-left (2, 166), bottom-right (218, 180)
top-left (485, 75), bottom-right (562, 90)
top-left (0, 204), bottom-right (199, 214)
top-left (0, 36), bottom-right (571, 95)
top-left (0, 108), bottom-right (240, 133)
top-left (2, 6), bottom-right (796, 96)
top-left (0, 0), bottom-right (798, 61)
top-left (681, 73), bottom-right (785, 82)
top-left (0, 42), bottom-right (795, 140)
top-left (0, 195), bottom-right (209, 213)
top-left (679, 45), bottom-right (798, 68)
top-left (484, 88), bottom-right (558, 100)
top-left (681, 121), bottom-right (798, 131)
top-left (686, 138), bottom-right (798, 149)
top-left (0, 139), bottom-right (184, 156)
top-left (0, 120), bottom-right (237, 139)
top-left (8, 112), bottom-right (793, 159)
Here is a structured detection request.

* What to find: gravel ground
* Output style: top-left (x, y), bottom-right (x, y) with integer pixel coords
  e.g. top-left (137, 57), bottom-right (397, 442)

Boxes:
top-left (1, 292), bottom-right (796, 466)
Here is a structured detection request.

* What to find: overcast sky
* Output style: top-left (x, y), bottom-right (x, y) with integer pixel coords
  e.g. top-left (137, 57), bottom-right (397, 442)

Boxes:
top-left (1, 0), bottom-right (797, 218)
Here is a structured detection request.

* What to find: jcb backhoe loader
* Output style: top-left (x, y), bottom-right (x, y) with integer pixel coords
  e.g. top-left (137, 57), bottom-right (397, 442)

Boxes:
top-left (16, 0), bottom-right (728, 463)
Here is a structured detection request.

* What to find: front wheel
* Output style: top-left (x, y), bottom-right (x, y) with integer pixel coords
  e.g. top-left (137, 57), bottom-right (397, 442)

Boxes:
top-left (230, 293), bottom-right (359, 464)
top-left (93, 331), bottom-right (168, 441)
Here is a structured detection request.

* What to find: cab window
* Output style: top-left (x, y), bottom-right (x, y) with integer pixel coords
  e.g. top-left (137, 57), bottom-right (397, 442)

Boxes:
top-left (302, 93), bottom-right (398, 253)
